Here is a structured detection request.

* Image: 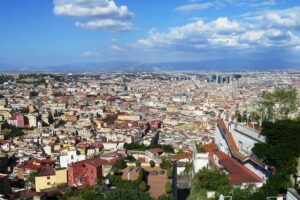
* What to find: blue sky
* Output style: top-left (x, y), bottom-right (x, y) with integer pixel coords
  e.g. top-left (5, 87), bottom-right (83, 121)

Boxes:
top-left (1, 0), bottom-right (300, 69)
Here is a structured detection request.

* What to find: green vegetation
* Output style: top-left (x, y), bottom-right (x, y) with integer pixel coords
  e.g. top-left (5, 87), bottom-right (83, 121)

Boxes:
top-left (251, 119), bottom-right (300, 199)
top-left (0, 75), bottom-right (13, 84)
top-left (18, 74), bottom-right (46, 85)
top-left (157, 195), bottom-right (174, 200)
top-left (135, 160), bottom-right (141, 167)
top-left (25, 170), bottom-right (38, 188)
top-left (139, 181), bottom-right (148, 191)
top-left (167, 169), bottom-right (173, 179)
top-left (48, 113), bottom-right (55, 124)
top-left (188, 168), bottom-right (229, 200)
top-left (2, 122), bottom-right (24, 140)
top-left (114, 159), bottom-right (127, 170)
top-left (189, 118), bottom-right (300, 200)
top-left (165, 182), bottom-right (172, 194)
top-left (59, 168), bottom-right (152, 200)
top-left (59, 185), bottom-right (153, 200)
top-left (124, 143), bottom-right (175, 153)
top-left (160, 159), bottom-right (172, 170)
top-left (259, 87), bottom-right (298, 120)
top-left (149, 160), bottom-right (155, 168)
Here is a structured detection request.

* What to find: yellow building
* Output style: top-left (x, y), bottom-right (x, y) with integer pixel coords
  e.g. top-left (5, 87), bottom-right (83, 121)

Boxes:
top-left (35, 168), bottom-right (67, 192)
top-left (117, 114), bottom-right (141, 121)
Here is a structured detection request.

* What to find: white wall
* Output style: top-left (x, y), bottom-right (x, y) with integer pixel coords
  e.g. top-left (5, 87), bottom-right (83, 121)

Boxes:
top-left (59, 151), bottom-right (86, 168)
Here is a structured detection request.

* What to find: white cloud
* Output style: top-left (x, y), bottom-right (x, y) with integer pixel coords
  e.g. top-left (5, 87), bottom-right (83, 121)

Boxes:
top-left (81, 51), bottom-right (101, 57)
top-left (53, 0), bottom-right (134, 32)
top-left (256, 7), bottom-right (300, 29)
top-left (175, 2), bottom-right (215, 13)
top-left (249, 0), bottom-right (277, 7)
top-left (76, 19), bottom-right (133, 32)
top-left (135, 9), bottom-right (300, 54)
top-left (111, 45), bottom-right (123, 52)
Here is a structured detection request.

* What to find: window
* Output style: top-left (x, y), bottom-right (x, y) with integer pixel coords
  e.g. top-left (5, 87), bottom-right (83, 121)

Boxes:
top-left (71, 155), bottom-right (74, 160)
top-left (47, 182), bottom-right (50, 185)
top-left (47, 176), bottom-right (50, 180)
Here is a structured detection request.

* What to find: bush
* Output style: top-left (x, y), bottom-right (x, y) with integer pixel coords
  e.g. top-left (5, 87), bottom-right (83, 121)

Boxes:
top-left (115, 159), bottom-right (127, 170)
top-left (135, 160), bottom-right (141, 167)
top-left (167, 169), bottom-right (172, 179)
top-left (157, 195), bottom-right (174, 200)
top-left (139, 181), bottom-right (147, 191)
top-left (149, 160), bottom-right (155, 168)
top-left (160, 159), bottom-right (171, 170)
top-left (165, 182), bottom-right (172, 194)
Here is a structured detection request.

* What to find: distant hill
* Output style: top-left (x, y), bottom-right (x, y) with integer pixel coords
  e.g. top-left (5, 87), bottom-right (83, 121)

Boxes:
top-left (0, 58), bottom-right (299, 72)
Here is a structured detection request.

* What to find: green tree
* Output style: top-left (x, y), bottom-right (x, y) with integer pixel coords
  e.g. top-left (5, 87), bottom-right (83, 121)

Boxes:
top-left (115, 159), bottom-right (127, 170)
top-left (259, 88), bottom-right (298, 120)
top-left (48, 113), bottom-right (54, 124)
top-left (167, 169), bottom-right (172, 179)
top-left (149, 160), bottom-right (155, 168)
top-left (165, 182), bottom-right (172, 194)
top-left (25, 171), bottom-right (38, 189)
top-left (135, 160), bottom-right (141, 167)
top-left (105, 189), bottom-right (152, 200)
top-left (160, 159), bottom-right (171, 170)
top-left (157, 195), bottom-right (174, 200)
top-left (139, 181), bottom-right (147, 191)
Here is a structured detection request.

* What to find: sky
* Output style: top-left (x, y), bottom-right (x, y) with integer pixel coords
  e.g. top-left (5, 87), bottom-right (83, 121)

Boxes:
top-left (1, 0), bottom-right (300, 70)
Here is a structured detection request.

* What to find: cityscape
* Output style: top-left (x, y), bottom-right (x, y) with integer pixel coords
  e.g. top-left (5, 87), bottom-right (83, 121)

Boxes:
top-left (0, 0), bottom-right (300, 200)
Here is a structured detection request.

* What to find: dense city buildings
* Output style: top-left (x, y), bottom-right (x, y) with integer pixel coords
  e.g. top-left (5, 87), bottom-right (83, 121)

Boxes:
top-left (0, 71), bottom-right (299, 199)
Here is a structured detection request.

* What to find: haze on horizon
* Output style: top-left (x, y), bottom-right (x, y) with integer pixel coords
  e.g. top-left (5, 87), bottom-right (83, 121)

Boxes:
top-left (1, 0), bottom-right (300, 71)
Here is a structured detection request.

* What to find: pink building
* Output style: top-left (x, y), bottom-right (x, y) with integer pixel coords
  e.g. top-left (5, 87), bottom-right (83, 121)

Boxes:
top-left (67, 158), bottom-right (108, 187)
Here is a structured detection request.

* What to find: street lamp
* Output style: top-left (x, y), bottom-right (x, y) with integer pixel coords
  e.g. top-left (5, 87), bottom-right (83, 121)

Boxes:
top-left (219, 194), bottom-right (233, 200)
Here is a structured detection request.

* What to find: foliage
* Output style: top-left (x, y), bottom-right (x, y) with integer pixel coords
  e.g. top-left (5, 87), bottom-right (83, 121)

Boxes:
top-left (259, 87), bottom-right (298, 120)
top-left (108, 175), bottom-right (141, 189)
top-left (139, 181), bottom-right (147, 191)
top-left (193, 168), bottom-right (229, 191)
top-left (2, 123), bottom-right (24, 140)
top-left (149, 160), bottom-right (155, 168)
top-left (25, 170), bottom-right (38, 188)
top-left (160, 159), bottom-right (172, 170)
top-left (48, 113), bottom-right (55, 124)
top-left (29, 91), bottom-right (39, 97)
top-left (215, 184), bottom-right (256, 200)
top-left (135, 160), bottom-right (141, 167)
top-left (0, 75), bottom-right (13, 84)
top-left (124, 143), bottom-right (174, 153)
top-left (188, 168), bottom-right (229, 200)
top-left (165, 182), bottom-right (172, 194)
top-left (251, 119), bottom-right (300, 198)
top-left (167, 169), bottom-right (172, 179)
top-left (114, 159), bottom-right (127, 170)
top-left (253, 120), bottom-right (300, 172)
top-left (125, 155), bottom-right (136, 162)
top-left (157, 195), bottom-right (174, 200)
top-left (105, 189), bottom-right (152, 200)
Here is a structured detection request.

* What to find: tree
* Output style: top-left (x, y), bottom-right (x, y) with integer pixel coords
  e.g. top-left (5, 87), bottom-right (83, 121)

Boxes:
top-left (48, 113), bottom-right (54, 124)
top-left (25, 171), bottom-right (38, 189)
top-left (259, 88), bottom-right (298, 120)
top-left (193, 168), bottom-right (229, 191)
top-left (139, 181), bottom-right (147, 191)
top-left (149, 160), bottom-right (155, 168)
top-left (29, 91), bottom-right (39, 97)
top-left (167, 169), bottom-right (172, 179)
top-left (105, 189), bottom-right (152, 200)
top-left (114, 159), bottom-right (127, 170)
top-left (135, 160), bottom-right (141, 167)
top-left (160, 159), bottom-right (171, 170)
top-left (157, 195), bottom-right (174, 200)
top-left (165, 182), bottom-right (172, 194)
